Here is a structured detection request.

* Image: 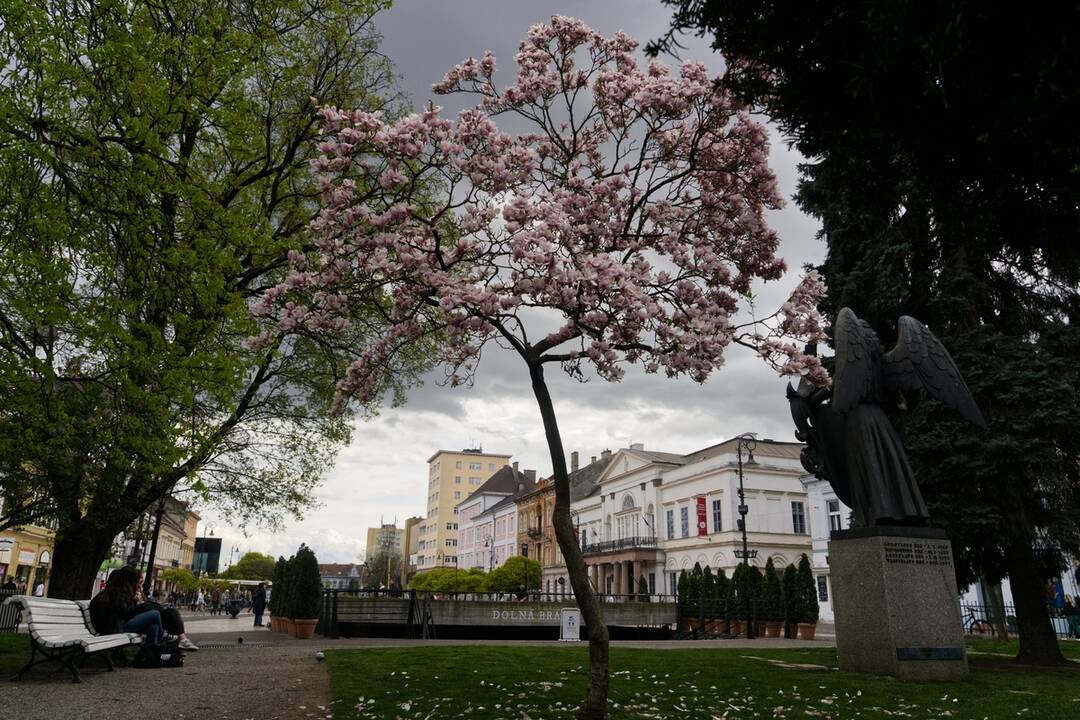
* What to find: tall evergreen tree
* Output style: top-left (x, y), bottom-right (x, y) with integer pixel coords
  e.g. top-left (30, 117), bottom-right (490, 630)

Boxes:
top-left (653, 0), bottom-right (1080, 666)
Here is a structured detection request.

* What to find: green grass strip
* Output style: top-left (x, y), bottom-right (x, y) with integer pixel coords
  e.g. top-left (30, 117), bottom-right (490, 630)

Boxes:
top-left (326, 644), bottom-right (1080, 719)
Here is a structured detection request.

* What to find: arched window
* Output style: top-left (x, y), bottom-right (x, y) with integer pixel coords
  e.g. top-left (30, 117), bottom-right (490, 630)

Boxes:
top-left (622, 494), bottom-right (636, 511)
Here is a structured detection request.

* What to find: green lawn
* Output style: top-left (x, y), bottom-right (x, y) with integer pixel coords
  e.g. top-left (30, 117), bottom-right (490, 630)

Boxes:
top-left (326, 645), bottom-right (1080, 720)
top-left (966, 636), bottom-right (1080, 661)
top-left (0, 634), bottom-right (28, 676)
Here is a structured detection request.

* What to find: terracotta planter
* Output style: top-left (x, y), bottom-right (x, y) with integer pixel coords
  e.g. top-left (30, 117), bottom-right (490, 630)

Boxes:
top-left (292, 618), bottom-right (318, 639)
top-left (283, 618), bottom-right (296, 635)
top-left (272, 617), bottom-right (284, 632)
top-left (785, 622), bottom-right (798, 639)
top-left (763, 621), bottom-right (781, 638)
top-left (797, 622), bottom-right (817, 641)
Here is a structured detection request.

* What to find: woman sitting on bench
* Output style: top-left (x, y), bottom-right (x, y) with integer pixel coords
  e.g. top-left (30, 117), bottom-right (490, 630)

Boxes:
top-left (89, 567), bottom-right (198, 651)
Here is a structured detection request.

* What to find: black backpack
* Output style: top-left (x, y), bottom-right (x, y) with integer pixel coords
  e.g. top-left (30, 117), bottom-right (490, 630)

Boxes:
top-left (131, 641), bottom-right (184, 669)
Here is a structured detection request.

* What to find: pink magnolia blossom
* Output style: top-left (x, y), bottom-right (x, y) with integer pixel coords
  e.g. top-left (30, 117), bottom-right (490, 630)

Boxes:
top-left (255, 16), bottom-right (829, 409)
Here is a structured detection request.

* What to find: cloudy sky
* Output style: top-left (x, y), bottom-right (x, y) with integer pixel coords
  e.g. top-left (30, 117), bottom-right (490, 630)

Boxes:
top-left (201, 1), bottom-right (825, 565)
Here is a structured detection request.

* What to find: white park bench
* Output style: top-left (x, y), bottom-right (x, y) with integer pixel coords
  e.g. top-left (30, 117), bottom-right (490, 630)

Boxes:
top-left (4, 595), bottom-right (143, 683)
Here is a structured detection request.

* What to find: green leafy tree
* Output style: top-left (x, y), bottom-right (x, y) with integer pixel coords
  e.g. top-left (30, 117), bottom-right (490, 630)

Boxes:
top-left (0, 0), bottom-right (434, 600)
top-left (677, 570), bottom-right (688, 601)
top-left (365, 551), bottom-right (403, 589)
top-left (637, 575), bottom-right (649, 602)
top-left (653, 0), bottom-right (1080, 666)
top-left (220, 552), bottom-right (276, 581)
top-left (159, 567), bottom-right (199, 592)
top-left (409, 567), bottom-right (488, 593)
top-left (485, 556), bottom-right (541, 593)
top-left (290, 544), bottom-right (322, 619)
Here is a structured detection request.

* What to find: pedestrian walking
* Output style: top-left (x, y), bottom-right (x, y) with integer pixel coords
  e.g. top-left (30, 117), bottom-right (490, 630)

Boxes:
top-left (252, 583), bottom-right (267, 627)
top-left (32, 581), bottom-right (45, 597)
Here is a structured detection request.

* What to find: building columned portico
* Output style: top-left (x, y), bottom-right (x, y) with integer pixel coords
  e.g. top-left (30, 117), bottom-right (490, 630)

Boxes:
top-left (582, 536), bottom-right (665, 596)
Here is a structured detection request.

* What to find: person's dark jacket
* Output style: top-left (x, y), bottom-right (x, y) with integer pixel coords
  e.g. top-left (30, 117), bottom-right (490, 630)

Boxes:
top-left (253, 587), bottom-right (267, 614)
top-left (88, 592), bottom-right (135, 635)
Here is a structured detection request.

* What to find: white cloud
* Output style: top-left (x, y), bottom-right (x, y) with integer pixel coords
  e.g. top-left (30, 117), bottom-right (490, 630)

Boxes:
top-left (199, 1), bottom-right (824, 564)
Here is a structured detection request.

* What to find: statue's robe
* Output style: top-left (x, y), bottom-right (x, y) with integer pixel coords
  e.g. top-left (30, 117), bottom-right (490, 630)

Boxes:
top-left (841, 403), bottom-right (929, 526)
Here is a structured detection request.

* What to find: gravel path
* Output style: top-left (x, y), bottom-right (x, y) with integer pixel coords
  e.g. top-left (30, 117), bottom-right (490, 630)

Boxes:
top-left (2, 640), bottom-right (331, 720)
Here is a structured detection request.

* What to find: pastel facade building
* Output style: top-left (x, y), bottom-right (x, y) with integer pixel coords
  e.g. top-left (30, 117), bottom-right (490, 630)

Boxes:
top-left (418, 449), bottom-right (511, 570)
top-left (456, 465), bottom-right (534, 571)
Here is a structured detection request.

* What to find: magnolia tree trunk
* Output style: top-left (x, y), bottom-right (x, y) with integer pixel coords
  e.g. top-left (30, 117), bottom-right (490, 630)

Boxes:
top-left (47, 521), bottom-right (117, 600)
top-left (530, 362), bottom-right (610, 720)
top-left (1004, 541), bottom-right (1066, 665)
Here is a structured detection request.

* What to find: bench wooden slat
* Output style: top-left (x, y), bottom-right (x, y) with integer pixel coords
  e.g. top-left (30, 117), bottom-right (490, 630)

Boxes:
top-left (27, 611), bottom-right (88, 621)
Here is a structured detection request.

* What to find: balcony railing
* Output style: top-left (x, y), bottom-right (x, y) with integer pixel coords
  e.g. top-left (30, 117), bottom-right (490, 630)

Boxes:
top-left (581, 536), bottom-right (658, 554)
top-left (526, 527), bottom-right (543, 540)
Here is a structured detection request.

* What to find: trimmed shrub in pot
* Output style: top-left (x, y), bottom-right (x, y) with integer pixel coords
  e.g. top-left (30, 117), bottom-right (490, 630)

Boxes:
top-left (268, 556), bottom-right (288, 632)
top-left (289, 544), bottom-right (323, 639)
top-left (781, 563), bottom-right (798, 639)
top-left (762, 557), bottom-right (783, 638)
top-left (795, 553), bottom-right (819, 640)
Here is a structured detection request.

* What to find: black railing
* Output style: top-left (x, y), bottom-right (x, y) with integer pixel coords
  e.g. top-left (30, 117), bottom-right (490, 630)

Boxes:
top-left (315, 588), bottom-right (677, 637)
top-left (960, 602), bottom-right (1079, 640)
top-left (580, 536), bottom-right (658, 554)
top-left (0, 590), bottom-right (21, 633)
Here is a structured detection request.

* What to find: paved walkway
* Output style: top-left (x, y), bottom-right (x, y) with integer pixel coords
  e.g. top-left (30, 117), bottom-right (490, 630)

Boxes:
top-left (1, 612), bottom-right (835, 719)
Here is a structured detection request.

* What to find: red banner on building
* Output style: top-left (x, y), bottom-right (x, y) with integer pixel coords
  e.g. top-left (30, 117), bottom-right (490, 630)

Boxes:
top-left (696, 496), bottom-right (708, 536)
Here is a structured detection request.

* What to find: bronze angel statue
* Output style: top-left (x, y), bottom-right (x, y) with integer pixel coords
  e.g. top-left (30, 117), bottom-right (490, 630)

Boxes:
top-left (788, 308), bottom-right (985, 528)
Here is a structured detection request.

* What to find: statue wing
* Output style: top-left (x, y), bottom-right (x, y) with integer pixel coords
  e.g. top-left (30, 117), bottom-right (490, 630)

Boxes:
top-left (883, 316), bottom-right (986, 427)
top-left (831, 307), bottom-right (881, 413)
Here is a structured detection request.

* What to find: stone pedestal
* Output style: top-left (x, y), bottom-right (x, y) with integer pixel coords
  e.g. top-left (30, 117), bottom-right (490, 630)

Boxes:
top-left (829, 526), bottom-right (968, 680)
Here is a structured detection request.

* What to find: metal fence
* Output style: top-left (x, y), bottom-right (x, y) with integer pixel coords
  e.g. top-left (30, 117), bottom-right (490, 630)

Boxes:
top-left (959, 602), bottom-right (1078, 640)
top-left (580, 536), bottom-right (659, 554)
top-left (0, 590), bottom-right (21, 633)
top-left (315, 588), bottom-right (678, 639)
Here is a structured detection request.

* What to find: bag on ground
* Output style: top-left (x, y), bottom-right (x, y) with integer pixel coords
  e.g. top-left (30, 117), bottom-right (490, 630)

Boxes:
top-left (131, 642), bottom-right (184, 669)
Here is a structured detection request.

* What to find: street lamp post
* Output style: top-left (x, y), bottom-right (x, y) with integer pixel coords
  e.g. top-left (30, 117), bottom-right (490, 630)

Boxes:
top-left (735, 433), bottom-right (758, 639)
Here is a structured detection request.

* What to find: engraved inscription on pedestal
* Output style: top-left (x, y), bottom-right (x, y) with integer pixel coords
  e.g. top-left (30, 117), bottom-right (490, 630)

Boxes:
top-left (882, 541), bottom-right (952, 566)
top-left (830, 528), bottom-right (969, 681)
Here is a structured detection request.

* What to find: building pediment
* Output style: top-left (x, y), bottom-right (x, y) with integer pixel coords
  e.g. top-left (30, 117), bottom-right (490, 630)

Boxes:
top-left (597, 449), bottom-right (664, 485)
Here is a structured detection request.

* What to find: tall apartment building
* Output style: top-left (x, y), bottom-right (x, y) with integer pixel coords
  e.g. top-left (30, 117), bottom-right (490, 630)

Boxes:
top-left (418, 448), bottom-right (511, 570)
top-left (365, 522), bottom-right (405, 564)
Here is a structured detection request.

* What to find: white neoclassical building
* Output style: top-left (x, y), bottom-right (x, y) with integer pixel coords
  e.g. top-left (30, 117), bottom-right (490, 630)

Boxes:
top-left (549, 438), bottom-right (816, 598)
top-left (800, 473), bottom-right (852, 622)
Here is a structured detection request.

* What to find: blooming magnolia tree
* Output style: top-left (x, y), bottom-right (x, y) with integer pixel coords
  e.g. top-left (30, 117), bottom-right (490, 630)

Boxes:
top-left (256, 17), bottom-right (827, 719)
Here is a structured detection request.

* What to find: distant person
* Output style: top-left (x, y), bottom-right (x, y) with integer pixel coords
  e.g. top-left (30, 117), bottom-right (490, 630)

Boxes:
top-left (15, 579), bottom-right (27, 595)
top-left (1065, 596), bottom-right (1080, 639)
top-left (195, 589), bottom-right (206, 613)
top-left (2, 577), bottom-right (16, 592)
top-left (211, 588), bottom-right (222, 616)
top-left (252, 583), bottom-right (267, 627)
top-left (32, 581), bottom-right (45, 597)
